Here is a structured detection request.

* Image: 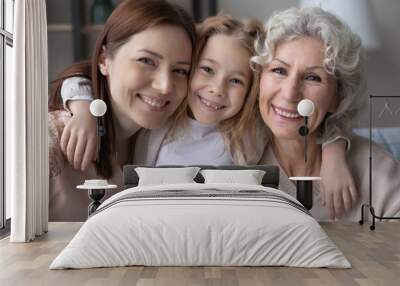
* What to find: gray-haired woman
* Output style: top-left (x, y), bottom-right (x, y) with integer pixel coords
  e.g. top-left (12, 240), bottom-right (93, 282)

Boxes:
top-left (253, 7), bottom-right (400, 221)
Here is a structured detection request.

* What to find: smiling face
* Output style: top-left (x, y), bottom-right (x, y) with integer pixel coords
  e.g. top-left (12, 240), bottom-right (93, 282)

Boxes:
top-left (99, 25), bottom-right (192, 130)
top-left (259, 36), bottom-right (338, 140)
top-left (187, 34), bottom-right (252, 125)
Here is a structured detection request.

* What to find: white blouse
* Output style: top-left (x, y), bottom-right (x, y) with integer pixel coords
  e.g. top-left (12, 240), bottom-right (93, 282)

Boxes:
top-left (156, 117), bottom-right (233, 166)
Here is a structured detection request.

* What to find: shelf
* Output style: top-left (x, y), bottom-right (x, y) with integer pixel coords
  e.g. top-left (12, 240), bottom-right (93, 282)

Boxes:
top-left (47, 24), bottom-right (104, 34)
top-left (82, 25), bottom-right (104, 34)
top-left (47, 24), bottom-right (72, 32)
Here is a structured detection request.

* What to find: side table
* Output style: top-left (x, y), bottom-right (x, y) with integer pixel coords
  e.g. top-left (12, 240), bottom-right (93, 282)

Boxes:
top-left (77, 184), bottom-right (117, 217)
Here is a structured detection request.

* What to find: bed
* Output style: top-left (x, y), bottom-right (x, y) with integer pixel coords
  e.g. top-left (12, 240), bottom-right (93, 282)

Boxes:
top-left (50, 165), bottom-right (350, 269)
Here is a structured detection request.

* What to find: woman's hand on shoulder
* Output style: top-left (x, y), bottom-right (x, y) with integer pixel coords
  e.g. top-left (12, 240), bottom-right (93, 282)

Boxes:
top-left (320, 141), bottom-right (358, 220)
top-left (60, 101), bottom-right (97, 171)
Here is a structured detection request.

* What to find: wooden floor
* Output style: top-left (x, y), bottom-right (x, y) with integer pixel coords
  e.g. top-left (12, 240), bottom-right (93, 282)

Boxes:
top-left (0, 222), bottom-right (399, 286)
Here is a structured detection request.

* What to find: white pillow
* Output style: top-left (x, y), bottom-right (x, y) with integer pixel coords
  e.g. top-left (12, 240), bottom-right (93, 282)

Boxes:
top-left (200, 169), bottom-right (266, 185)
top-left (135, 167), bottom-right (200, 186)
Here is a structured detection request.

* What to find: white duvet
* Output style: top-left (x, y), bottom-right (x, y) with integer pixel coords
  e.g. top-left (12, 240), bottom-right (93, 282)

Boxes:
top-left (50, 183), bottom-right (350, 269)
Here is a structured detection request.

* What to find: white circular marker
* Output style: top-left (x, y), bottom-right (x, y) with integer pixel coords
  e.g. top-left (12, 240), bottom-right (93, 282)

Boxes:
top-left (90, 99), bottom-right (107, 117)
top-left (297, 99), bottom-right (315, 117)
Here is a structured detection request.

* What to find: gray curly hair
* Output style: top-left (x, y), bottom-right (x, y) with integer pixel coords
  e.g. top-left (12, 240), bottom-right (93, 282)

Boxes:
top-left (251, 6), bottom-right (366, 141)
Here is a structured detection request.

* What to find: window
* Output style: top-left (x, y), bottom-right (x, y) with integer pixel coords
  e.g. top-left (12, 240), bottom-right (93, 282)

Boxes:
top-left (1, 0), bottom-right (14, 232)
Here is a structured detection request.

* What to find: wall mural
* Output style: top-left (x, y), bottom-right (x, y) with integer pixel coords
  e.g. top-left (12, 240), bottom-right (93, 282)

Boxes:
top-left (47, 1), bottom-right (400, 228)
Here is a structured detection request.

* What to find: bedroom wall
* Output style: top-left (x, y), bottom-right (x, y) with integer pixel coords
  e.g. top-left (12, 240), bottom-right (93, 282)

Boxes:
top-left (47, 0), bottom-right (400, 128)
top-left (46, 0), bottom-right (73, 84)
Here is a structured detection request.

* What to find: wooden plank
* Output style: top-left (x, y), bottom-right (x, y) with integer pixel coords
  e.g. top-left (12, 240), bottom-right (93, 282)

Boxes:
top-left (0, 222), bottom-right (399, 286)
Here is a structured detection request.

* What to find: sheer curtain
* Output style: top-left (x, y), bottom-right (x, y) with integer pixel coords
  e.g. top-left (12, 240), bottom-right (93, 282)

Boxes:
top-left (8, 0), bottom-right (49, 242)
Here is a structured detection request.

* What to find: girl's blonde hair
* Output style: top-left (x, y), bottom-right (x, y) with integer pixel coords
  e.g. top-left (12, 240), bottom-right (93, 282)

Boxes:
top-left (169, 14), bottom-right (267, 164)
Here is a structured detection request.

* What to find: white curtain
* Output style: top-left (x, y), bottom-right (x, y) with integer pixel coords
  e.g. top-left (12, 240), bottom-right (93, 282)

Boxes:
top-left (8, 0), bottom-right (49, 242)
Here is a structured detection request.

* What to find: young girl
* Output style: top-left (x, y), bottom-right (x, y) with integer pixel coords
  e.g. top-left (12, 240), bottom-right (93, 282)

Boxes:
top-left (59, 14), bottom-right (356, 219)
top-left (155, 15), bottom-right (266, 165)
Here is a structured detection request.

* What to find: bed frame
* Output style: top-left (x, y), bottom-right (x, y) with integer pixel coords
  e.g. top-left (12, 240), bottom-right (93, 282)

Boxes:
top-left (122, 165), bottom-right (280, 189)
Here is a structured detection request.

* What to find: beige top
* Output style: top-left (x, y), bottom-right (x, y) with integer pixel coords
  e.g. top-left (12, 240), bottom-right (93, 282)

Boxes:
top-left (131, 121), bottom-right (266, 166)
top-left (258, 135), bottom-right (400, 221)
top-left (133, 123), bottom-right (172, 165)
top-left (49, 111), bottom-right (124, 222)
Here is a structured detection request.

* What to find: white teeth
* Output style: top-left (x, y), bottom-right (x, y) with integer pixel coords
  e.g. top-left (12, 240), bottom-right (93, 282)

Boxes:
top-left (140, 95), bottom-right (166, 108)
top-left (198, 95), bottom-right (224, 110)
top-left (274, 107), bottom-right (301, 119)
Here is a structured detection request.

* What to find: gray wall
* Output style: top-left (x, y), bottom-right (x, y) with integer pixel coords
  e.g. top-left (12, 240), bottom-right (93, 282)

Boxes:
top-left (47, 0), bottom-right (74, 82)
